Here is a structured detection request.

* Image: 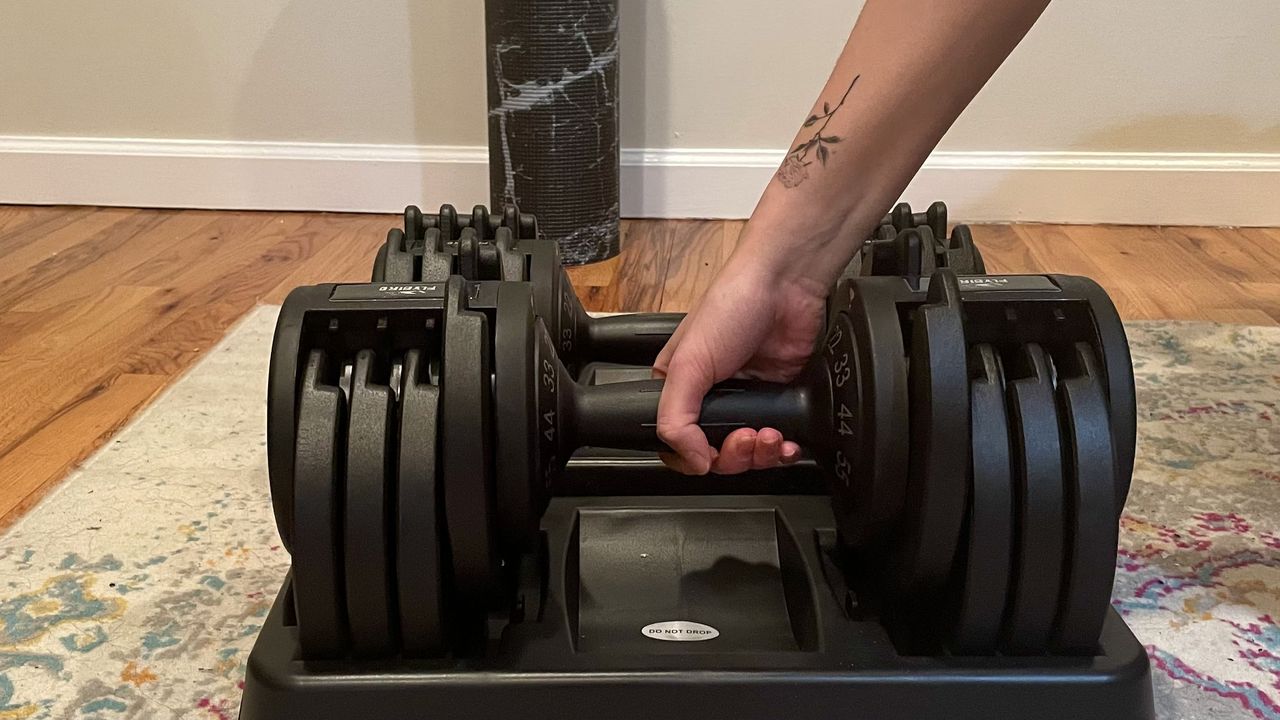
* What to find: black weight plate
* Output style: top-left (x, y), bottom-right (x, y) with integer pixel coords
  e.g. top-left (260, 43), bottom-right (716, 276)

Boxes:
top-left (382, 228), bottom-right (415, 283)
top-left (824, 281), bottom-right (908, 550)
top-left (524, 237), bottom-right (560, 320)
top-left (404, 205), bottom-right (424, 250)
top-left (916, 227), bottom-right (941, 275)
top-left (292, 349), bottom-right (347, 658)
top-left (438, 204), bottom-right (458, 242)
top-left (887, 270), bottom-right (969, 597)
top-left (419, 228), bottom-right (456, 283)
top-left (894, 228), bottom-right (925, 279)
top-left (397, 349), bottom-right (447, 657)
top-left (457, 227), bottom-right (479, 280)
top-left (371, 243), bottom-right (388, 282)
top-left (951, 226), bottom-right (986, 274)
top-left (502, 205), bottom-right (521, 236)
top-left (493, 282), bottom-right (541, 552)
top-left (525, 239), bottom-right (582, 364)
top-left (859, 224), bottom-right (899, 276)
top-left (949, 344), bottom-right (1013, 654)
top-left (890, 202), bottom-right (914, 231)
top-left (1052, 342), bottom-right (1118, 654)
top-left (343, 350), bottom-right (395, 657)
top-left (925, 201), bottom-right (948, 240)
top-left (441, 278), bottom-right (502, 604)
top-left (494, 226), bottom-right (526, 281)
top-left (471, 205), bottom-right (491, 238)
top-left (1001, 343), bottom-right (1066, 655)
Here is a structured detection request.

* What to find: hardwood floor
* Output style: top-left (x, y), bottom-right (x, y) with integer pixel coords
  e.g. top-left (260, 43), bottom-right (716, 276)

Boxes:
top-left (0, 204), bottom-right (1278, 528)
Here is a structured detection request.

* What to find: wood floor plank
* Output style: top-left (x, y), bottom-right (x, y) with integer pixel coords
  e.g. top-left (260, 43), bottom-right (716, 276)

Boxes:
top-left (0, 205), bottom-right (70, 236)
top-left (115, 213), bottom-right (364, 376)
top-left (567, 219), bottom-right (674, 313)
top-left (1162, 226), bottom-right (1280, 283)
top-left (659, 220), bottom-right (742, 313)
top-left (969, 224), bottom-right (1039, 274)
top-left (10, 211), bottom-right (219, 312)
top-left (112, 210), bottom-right (272, 287)
top-left (261, 214), bottom-right (393, 304)
top-left (0, 207), bottom-right (142, 289)
top-left (0, 372), bottom-right (167, 529)
top-left (0, 285), bottom-right (164, 457)
top-left (0, 205), bottom-right (100, 258)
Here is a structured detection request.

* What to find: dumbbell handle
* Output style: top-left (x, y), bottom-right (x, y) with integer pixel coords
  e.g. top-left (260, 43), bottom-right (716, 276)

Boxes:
top-left (571, 378), bottom-right (818, 452)
top-left (583, 314), bottom-right (684, 364)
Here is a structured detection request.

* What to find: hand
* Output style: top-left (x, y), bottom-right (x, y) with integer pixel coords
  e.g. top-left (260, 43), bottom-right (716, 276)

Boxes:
top-left (652, 253), bottom-right (827, 475)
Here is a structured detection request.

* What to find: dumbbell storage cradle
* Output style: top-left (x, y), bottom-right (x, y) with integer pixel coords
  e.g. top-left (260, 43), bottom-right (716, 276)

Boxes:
top-left (243, 262), bottom-right (1154, 720)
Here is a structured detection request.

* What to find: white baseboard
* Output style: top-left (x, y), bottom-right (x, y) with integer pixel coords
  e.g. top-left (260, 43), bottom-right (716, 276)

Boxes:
top-left (2, 136), bottom-right (1278, 226)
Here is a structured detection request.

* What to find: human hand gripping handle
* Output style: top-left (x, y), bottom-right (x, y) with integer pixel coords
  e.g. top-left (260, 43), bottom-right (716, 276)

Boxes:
top-left (650, 0), bottom-right (1048, 474)
top-left (652, 260), bottom-right (825, 475)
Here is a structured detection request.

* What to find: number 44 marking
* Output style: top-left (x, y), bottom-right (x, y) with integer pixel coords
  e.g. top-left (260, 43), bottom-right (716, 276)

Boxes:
top-left (837, 403), bottom-right (854, 437)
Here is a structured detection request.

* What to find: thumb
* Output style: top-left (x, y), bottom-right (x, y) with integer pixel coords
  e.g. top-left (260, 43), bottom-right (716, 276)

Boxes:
top-left (655, 350), bottom-right (716, 475)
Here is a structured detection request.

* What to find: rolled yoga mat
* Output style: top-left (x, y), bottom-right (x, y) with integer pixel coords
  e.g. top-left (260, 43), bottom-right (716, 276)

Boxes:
top-left (486, 0), bottom-right (621, 265)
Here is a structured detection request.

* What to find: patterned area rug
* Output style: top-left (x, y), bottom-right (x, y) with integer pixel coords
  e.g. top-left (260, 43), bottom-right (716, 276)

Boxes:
top-left (0, 306), bottom-right (1277, 719)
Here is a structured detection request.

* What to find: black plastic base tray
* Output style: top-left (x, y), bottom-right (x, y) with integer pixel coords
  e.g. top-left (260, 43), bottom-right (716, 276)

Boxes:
top-left (241, 496), bottom-right (1154, 720)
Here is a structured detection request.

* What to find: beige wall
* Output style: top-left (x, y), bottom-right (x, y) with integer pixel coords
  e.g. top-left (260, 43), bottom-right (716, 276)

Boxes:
top-left (3, 0), bottom-right (1278, 152)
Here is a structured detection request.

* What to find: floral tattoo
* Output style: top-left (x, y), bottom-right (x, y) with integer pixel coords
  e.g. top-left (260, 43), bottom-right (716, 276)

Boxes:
top-left (777, 74), bottom-right (861, 188)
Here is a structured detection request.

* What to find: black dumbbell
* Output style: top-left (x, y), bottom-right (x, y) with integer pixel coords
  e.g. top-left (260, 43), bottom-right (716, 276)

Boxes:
top-left (374, 205), bottom-right (683, 373)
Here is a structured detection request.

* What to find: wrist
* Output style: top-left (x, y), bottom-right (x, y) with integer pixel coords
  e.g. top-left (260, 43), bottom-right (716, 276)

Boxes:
top-left (732, 189), bottom-right (874, 291)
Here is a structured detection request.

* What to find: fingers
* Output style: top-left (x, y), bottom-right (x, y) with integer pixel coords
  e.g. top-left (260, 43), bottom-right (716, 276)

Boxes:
top-left (708, 428), bottom-right (800, 474)
top-left (710, 428), bottom-right (759, 475)
top-left (752, 428), bottom-right (784, 469)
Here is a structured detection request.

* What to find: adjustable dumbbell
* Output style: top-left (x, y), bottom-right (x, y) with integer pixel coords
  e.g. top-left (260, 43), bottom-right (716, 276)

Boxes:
top-left (859, 225), bottom-right (986, 278)
top-left (372, 204), bottom-right (538, 284)
top-left (484, 271), bottom-right (1134, 653)
top-left (373, 204), bottom-right (683, 372)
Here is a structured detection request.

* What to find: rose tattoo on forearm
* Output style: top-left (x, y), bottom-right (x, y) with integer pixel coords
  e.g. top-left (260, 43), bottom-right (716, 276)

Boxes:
top-left (776, 74), bottom-right (861, 189)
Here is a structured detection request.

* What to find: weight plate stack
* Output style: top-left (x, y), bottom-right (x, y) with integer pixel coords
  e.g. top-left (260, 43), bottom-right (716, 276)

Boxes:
top-left (291, 349), bottom-right (348, 659)
top-left (1051, 342), bottom-right (1119, 654)
top-left (946, 344), bottom-right (1014, 655)
top-left (343, 350), bottom-right (396, 657)
top-left (397, 349), bottom-right (448, 657)
top-left (1001, 343), bottom-right (1066, 655)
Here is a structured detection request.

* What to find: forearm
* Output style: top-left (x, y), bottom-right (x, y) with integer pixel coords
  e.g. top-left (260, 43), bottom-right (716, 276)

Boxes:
top-left (735, 0), bottom-right (1049, 287)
